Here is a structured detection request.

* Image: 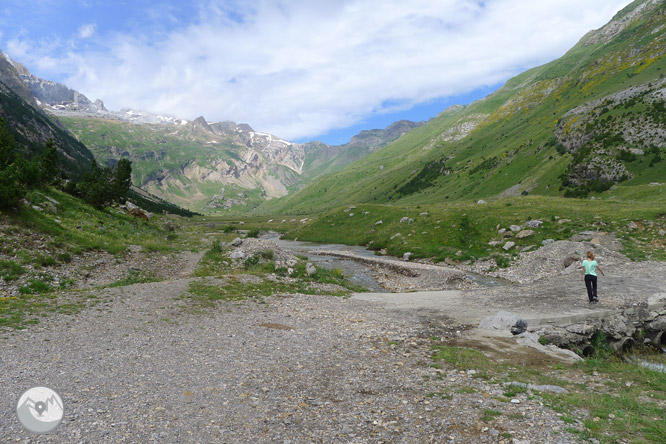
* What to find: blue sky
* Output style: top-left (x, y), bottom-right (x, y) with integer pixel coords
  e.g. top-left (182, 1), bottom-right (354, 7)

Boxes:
top-left (1, 0), bottom-right (632, 145)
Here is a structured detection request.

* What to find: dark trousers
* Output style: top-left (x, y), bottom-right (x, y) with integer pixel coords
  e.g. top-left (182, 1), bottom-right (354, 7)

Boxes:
top-left (585, 275), bottom-right (598, 302)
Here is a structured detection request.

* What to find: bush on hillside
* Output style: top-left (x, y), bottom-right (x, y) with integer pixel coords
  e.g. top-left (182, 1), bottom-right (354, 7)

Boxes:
top-left (73, 159), bottom-right (133, 208)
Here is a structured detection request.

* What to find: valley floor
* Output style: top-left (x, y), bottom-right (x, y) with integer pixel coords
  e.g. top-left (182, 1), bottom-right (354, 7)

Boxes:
top-left (1, 223), bottom-right (665, 443)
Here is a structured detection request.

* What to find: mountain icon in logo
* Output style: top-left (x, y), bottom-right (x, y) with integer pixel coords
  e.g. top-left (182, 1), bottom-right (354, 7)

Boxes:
top-left (16, 387), bottom-right (64, 434)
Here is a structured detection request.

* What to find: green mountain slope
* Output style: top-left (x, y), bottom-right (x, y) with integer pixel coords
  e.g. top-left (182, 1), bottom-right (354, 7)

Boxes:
top-left (258, 0), bottom-right (666, 215)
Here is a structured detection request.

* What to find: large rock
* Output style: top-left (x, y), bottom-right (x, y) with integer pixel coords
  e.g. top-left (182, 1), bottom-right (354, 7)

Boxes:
top-left (230, 237), bottom-right (243, 247)
top-left (503, 241), bottom-right (515, 251)
top-left (478, 311), bottom-right (519, 331)
top-left (525, 220), bottom-right (543, 228)
top-left (229, 251), bottom-right (245, 260)
top-left (516, 230), bottom-right (534, 239)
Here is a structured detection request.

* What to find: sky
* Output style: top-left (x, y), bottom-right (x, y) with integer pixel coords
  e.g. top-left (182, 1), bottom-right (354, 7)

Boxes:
top-left (0, 0), bottom-right (633, 145)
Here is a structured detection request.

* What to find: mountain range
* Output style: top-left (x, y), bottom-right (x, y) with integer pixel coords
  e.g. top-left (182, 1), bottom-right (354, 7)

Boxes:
top-left (258, 0), bottom-right (666, 214)
top-left (0, 51), bottom-right (422, 212)
top-left (1, 0), bottom-right (664, 215)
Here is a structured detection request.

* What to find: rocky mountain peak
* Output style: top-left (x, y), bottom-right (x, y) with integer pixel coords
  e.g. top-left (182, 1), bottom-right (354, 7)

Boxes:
top-left (192, 116), bottom-right (213, 132)
top-left (581, 0), bottom-right (661, 46)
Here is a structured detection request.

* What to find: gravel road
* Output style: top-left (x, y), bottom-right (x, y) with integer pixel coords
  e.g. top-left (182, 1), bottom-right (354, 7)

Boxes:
top-left (0, 273), bottom-right (578, 443)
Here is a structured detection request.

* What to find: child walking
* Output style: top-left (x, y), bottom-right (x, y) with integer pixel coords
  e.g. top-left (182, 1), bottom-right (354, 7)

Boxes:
top-left (581, 251), bottom-right (605, 304)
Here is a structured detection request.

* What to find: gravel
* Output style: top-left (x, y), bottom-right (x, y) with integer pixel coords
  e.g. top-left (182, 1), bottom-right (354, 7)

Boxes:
top-left (1, 276), bottom-right (579, 443)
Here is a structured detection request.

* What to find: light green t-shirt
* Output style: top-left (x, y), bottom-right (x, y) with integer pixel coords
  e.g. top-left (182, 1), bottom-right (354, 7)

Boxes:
top-left (582, 259), bottom-right (598, 276)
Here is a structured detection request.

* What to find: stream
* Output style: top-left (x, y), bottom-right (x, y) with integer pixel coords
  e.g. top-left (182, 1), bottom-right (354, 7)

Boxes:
top-left (263, 233), bottom-right (508, 292)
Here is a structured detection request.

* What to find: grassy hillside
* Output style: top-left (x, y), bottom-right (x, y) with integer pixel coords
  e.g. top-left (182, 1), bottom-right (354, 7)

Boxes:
top-left (279, 195), bottom-right (666, 264)
top-left (258, 0), bottom-right (666, 215)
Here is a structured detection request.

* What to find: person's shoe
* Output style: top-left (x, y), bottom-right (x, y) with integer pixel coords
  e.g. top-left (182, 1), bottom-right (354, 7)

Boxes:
top-left (593, 298), bottom-right (599, 303)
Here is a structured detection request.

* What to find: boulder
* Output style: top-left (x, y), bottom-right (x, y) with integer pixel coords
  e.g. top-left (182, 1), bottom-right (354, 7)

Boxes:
top-left (498, 228), bottom-right (506, 234)
top-left (563, 255), bottom-right (580, 268)
top-left (306, 263), bottom-right (316, 276)
top-left (503, 241), bottom-right (515, 251)
top-left (229, 251), bottom-right (245, 260)
top-left (525, 219), bottom-right (543, 228)
top-left (509, 225), bottom-right (522, 232)
top-left (478, 311), bottom-right (519, 330)
top-left (511, 320), bottom-right (528, 335)
top-left (516, 230), bottom-right (534, 239)
top-left (231, 237), bottom-right (243, 247)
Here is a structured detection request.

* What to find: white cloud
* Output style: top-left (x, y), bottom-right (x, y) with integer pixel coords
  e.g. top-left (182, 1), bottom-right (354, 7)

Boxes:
top-left (7, 0), bottom-right (633, 139)
top-left (77, 23), bottom-right (96, 39)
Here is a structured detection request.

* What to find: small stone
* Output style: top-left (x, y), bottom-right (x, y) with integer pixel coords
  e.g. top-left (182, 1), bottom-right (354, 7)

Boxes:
top-left (403, 252), bottom-right (412, 261)
top-left (511, 399), bottom-right (520, 404)
top-left (477, 199), bottom-right (487, 204)
top-left (541, 239), bottom-right (554, 245)
top-left (659, 229), bottom-right (666, 237)
top-left (503, 242), bottom-right (515, 251)
top-left (498, 228), bottom-right (506, 234)
top-left (627, 221), bottom-right (638, 230)
top-left (349, 213), bottom-right (354, 217)
top-left (509, 225), bottom-right (522, 232)
top-left (306, 263), bottom-right (316, 276)
top-left (525, 219), bottom-right (543, 228)
top-left (375, 220), bottom-right (383, 225)
top-left (390, 233), bottom-right (401, 240)
top-left (557, 219), bottom-right (571, 224)
top-left (231, 237), bottom-right (243, 247)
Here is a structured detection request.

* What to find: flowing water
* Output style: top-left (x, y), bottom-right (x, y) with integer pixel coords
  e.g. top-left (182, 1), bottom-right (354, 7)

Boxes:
top-left (264, 233), bottom-right (507, 292)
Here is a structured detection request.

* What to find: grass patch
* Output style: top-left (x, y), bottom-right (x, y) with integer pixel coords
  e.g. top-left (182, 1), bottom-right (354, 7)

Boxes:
top-left (481, 408), bottom-right (502, 422)
top-left (430, 343), bottom-right (666, 444)
top-left (106, 270), bottom-right (161, 288)
top-left (0, 260), bottom-right (26, 281)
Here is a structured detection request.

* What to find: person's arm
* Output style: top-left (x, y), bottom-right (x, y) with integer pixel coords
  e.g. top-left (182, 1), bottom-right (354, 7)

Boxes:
top-left (597, 265), bottom-right (605, 276)
top-left (580, 263), bottom-right (585, 280)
